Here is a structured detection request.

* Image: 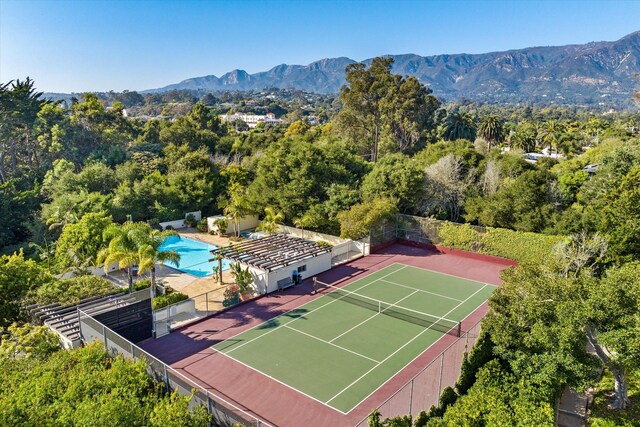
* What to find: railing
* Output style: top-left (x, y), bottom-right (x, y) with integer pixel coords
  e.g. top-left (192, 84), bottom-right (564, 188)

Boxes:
top-left (154, 285), bottom-right (244, 337)
top-left (354, 320), bottom-right (483, 426)
top-left (78, 308), bottom-right (273, 427)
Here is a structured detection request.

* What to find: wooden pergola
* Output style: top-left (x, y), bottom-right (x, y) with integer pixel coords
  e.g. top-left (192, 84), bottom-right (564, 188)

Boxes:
top-left (210, 234), bottom-right (330, 272)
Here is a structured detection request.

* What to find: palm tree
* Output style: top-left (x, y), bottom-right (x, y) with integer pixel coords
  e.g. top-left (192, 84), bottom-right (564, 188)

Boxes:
top-left (537, 120), bottom-right (565, 155)
top-left (223, 190), bottom-right (251, 238)
top-left (294, 213), bottom-right (316, 240)
top-left (97, 222), bottom-right (141, 293)
top-left (441, 111), bottom-right (476, 141)
top-left (510, 120), bottom-right (537, 152)
top-left (257, 207), bottom-right (284, 235)
top-left (211, 251), bottom-right (225, 284)
top-left (135, 228), bottom-right (180, 298)
top-left (478, 115), bottom-right (505, 151)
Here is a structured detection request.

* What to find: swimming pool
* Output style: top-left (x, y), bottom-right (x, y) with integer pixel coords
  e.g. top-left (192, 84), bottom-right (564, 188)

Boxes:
top-left (158, 235), bottom-right (232, 277)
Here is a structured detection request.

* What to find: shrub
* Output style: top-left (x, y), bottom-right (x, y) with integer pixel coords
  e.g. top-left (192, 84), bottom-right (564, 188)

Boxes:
top-left (133, 279), bottom-right (151, 291)
top-left (223, 284), bottom-right (241, 307)
top-left (315, 240), bottom-right (333, 248)
top-left (184, 214), bottom-right (197, 228)
top-left (438, 223), bottom-right (481, 251)
top-left (480, 227), bottom-right (564, 264)
top-left (29, 275), bottom-right (120, 306)
top-left (152, 292), bottom-right (188, 310)
top-left (213, 217), bottom-right (228, 235)
top-left (437, 221), bottom-right (565, 264)
top-left (196, 219), bottom-right (208, 232)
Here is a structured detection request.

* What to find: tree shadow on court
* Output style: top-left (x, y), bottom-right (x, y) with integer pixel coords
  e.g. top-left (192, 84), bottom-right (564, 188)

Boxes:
top-left (256, 308), bottom-right (309, 330)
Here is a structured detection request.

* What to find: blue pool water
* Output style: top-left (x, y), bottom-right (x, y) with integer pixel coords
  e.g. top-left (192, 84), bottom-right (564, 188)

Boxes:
top-left (158, 235), bottom-right (231, 277)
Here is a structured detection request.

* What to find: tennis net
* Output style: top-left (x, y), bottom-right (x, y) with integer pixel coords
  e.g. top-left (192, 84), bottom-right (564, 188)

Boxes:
top-left (313, 278), bottom-right (462, 337)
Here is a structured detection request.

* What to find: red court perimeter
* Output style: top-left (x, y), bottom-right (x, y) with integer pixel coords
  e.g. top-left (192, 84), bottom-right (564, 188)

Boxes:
top-left (140, 243), bottom-right (515, 427)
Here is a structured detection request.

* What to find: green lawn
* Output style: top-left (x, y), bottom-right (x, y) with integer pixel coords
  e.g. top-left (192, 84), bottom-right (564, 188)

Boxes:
top-left (212, 263), bottom-right (496, 413)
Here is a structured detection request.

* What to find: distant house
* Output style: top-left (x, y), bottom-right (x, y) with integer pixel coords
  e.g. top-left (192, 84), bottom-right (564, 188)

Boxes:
top-left (220, 112), bottom-right (283, 128)
top-left (523, 151), bottom-right (563, 164)
top-left (582, 163), bottom-right (599, 178)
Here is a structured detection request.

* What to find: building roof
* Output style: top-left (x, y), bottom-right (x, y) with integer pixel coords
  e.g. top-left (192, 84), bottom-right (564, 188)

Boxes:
top-left (27, 289), bottom-right (149, 345)
top-left (210, 234), bottom-right (330, 272)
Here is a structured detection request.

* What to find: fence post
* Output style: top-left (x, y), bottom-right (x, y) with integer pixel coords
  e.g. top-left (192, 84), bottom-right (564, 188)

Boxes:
top-left (438, 353), bottom-right (444, 397)
top-left (206, 291), bottom-right (209, 314)
top-left (409, 379), bottom-right (414, 417)
top-left (164, 365), bottom-right (170, 391)
top-left (77, 309), bottom-right (83, 342)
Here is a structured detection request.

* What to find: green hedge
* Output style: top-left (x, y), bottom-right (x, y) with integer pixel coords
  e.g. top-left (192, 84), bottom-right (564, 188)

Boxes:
top-left (152, 292), bottom-right (189, 310)
top-left (29, 275), bottom-right (121, 306)
top-left (437, 222), bottom-right (565, 264)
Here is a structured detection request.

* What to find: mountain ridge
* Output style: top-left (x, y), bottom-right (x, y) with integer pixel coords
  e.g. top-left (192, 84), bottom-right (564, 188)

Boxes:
top-left (41, 32), bottom-right (636, 108)
top-left (145, 31), bottom-right (640, 106)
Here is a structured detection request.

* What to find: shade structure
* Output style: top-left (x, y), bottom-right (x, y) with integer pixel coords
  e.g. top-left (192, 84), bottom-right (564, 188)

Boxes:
top-left (210, 234), bottom-right (330, 272)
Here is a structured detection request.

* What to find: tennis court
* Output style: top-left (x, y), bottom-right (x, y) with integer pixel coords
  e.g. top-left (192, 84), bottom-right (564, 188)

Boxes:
top-left (212, 263), bottom-right (497, 414)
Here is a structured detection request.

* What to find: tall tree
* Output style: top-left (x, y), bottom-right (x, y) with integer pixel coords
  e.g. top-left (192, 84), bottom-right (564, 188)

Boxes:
top-left (256, 207), bottom-right (284, 235)
top-left (0, 78), bottom-right (49, 183)
top-left (336, 57), bottom-right (439, 161)
top-left (135, 228), bottom-right (180, 298)
top-left (54, 211), bottom-right (114, 272)
top-left (97, 222), bottom-right (143, 293)
top-left (477, 115), bottom-right (505, 150)
top-left (223, 184), bottom-right (252, 238)
top-left (441, 111), bottom-right (477, 142)
top-left (360, 153), bottom-right (425, 213)
top-left (537, 120), bottom-right (565, 155)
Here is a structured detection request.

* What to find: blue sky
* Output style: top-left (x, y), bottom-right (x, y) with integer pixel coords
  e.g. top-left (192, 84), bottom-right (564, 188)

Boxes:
top-left (1, 0), bottom-right (639, 93)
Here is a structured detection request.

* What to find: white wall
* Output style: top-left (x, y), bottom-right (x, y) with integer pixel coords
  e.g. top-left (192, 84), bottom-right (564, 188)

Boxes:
top-left (351, 237), bottom-right (370, 256)
top-left (208, 215), bottom-right (259, 234)
top-left (185, 211), bottom-right (201, 221)
top-left (153, 299), bottom-right (196, 323)
top-left (160, 219), bottom-right (185, 230)
top-left (331, 241), bottom-right (351, 258)
top-left (246, 266), bottom-right (269, 295)
top-left (160, 210), bottom-right (202, 230)
top-left (275, 224), bottom-right (351, 245)
top-left (88, 262), bottom-right (120, 277)
top-left (260, 252), bottom-right (332, 294)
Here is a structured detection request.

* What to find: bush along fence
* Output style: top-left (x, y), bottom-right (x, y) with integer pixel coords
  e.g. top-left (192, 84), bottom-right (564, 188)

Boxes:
top-left (371, 214), bottom-right (565, 265)
top-left (78, 308), bottom-right (273, 427)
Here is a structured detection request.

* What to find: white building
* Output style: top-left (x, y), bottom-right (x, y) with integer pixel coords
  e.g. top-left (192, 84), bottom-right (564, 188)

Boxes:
top-left (210, 234), bottom-right (332, 294)
top-left (220, 112), bottom-right (283, 128)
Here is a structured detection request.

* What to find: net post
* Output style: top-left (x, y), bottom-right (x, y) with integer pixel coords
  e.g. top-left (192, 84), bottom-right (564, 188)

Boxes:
top-left (457, 322), bottom-right (462, 337)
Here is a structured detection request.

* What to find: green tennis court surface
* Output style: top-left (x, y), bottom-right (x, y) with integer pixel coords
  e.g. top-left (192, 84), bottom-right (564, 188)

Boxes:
top-left (212, 263), bottom-right (497, 413)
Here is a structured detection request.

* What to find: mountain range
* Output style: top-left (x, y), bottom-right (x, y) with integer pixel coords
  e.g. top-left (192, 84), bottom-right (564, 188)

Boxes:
top-left (148, 31), bottom-right (640, 107)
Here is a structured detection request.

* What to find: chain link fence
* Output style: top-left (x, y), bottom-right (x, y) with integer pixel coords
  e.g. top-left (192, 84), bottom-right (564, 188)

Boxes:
top-left (355, 320), bottom-right (483, 427)
top-left (370, 214), bottom-right (488, 249)
top-left (78, 308), bottom-right (273, 427)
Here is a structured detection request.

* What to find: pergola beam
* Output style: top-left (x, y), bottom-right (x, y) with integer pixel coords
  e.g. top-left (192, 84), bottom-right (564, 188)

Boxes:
top-left (210, 234), bottom-right (330, 272)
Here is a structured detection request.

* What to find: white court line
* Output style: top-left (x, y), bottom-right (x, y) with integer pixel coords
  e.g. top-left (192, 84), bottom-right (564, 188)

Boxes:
top-left (221, 264), bottom-right (408, 355)
top-left (283, 325), bottom-right (381, 364)
top-left (329, 289), bottom-right (420, 344)
top-left (379, 279), bottom-right (464, 302)
top-left (345, 282), bottom-right (496, 413)
top-left (214, 350), bottom-right (350, 415)
top-left (326, 283), bottom-right (490, 404)
top-left (400, 263), bottom-right (500, 287)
